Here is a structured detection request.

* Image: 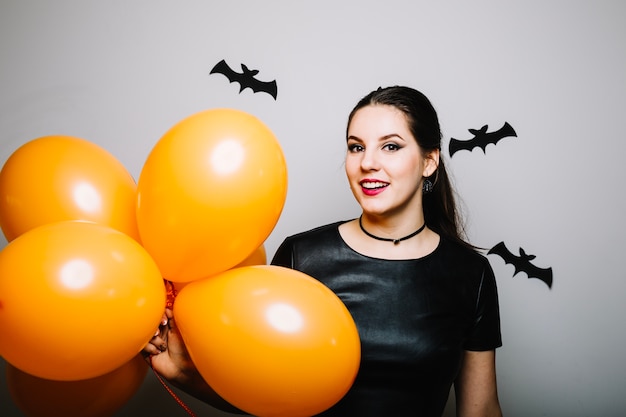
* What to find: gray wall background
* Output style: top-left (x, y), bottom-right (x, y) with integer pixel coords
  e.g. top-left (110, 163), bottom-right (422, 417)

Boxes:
top-left (1, 1), bottom-right (625, 416)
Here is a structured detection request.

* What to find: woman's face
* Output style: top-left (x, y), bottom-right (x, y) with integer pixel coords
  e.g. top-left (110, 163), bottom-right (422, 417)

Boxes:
top-left (345, 104), bottom-right (437, 218)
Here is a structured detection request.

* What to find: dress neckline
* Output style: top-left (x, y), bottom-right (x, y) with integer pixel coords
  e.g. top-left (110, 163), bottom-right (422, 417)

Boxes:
top-left (334, 219), bottom-right (442, 262)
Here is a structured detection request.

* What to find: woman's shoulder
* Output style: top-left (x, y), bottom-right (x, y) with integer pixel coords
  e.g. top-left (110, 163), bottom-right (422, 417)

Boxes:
top-left (438, 236), bottom-right (491, 268)
top-left (282, 220), bottom-right (349, 244)
top-left (272, 220), bottom-right (350, 267)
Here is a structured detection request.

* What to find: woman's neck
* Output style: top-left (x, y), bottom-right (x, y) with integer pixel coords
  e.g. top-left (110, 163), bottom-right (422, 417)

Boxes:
top-left (359, 212), bottom-right (426, 240)
top-left (358, 215), bottom-right (426, 245)
top-left (338, 217), bottom-right (439, 261)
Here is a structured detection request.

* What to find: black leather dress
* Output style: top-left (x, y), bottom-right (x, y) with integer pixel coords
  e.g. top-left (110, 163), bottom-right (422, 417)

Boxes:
top-left (271, 221), bottom-right (502, 417)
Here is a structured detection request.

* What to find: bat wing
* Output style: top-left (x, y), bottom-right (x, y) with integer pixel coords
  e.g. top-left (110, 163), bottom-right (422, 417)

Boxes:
top-left (488, 242), bottom-right (520, 269)
top-left (488, 242), bottom-right (553, 289)
top-left (449, 125), bottom-right (489, 157)
top-left (210, 59), bottom-right (240, 83)
top-left (448, 137), bottom-right (471, 157)
top-left (248, 78), bottom-right (277, 99)
top-left (478, 122), bottom-right (517, 152)
top-left (497, 122), bottom-right (517, 139)
top-left (524, 264), bottom-right (553, 289)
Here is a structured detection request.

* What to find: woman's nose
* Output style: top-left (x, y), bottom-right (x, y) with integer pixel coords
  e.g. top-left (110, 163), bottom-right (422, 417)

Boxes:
top-left (360, 149), bottom-right (379, 171)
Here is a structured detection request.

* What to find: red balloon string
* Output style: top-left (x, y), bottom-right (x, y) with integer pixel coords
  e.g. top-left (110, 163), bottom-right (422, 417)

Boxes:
top-left (149, 356), bottom-right (197, 417)
top-left (149, 280), bottom-right (196, 415)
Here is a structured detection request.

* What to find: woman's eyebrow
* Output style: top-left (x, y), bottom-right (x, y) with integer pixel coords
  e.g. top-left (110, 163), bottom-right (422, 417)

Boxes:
top-left (347, 133), bottom-right (405, 142)
top-left (380, 133), bottom-right (405, 142)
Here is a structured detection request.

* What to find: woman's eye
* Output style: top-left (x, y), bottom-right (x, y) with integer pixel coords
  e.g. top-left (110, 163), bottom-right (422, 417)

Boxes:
top-left (348, 143), bottom-right (364, 152)
top-left (383, 143), bottom-right (400, 151)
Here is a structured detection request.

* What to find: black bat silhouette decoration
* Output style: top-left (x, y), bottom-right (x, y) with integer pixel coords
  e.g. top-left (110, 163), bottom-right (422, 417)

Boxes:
top-left (488, 241), bottom-right (553, 289)
top-left (210, 59), bottom-right (278, 100)
top-left (448, 122), bottom-right (517, 157)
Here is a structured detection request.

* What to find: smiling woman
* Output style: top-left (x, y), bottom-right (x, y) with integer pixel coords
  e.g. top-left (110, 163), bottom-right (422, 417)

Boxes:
top-left (271, 86), bottom-right (503, 417)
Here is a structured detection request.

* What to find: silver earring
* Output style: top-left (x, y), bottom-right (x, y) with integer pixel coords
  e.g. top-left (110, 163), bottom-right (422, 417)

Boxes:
top-left (423, 178), bottom-right (433, 194)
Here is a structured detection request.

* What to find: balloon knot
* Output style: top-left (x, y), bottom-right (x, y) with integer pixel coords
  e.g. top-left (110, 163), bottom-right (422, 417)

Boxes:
top-left (164, 280), bottom-right (177, 309)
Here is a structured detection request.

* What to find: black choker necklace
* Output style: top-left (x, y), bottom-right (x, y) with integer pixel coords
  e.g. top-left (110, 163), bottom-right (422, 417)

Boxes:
top-left (358, 216), bottom-right (426, 245)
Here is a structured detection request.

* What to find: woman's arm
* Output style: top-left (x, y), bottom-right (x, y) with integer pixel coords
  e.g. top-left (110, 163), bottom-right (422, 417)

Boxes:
top-left (143, 309), bottom-right (247, 415)
top-left (454, 350), bottom-right (502, 417)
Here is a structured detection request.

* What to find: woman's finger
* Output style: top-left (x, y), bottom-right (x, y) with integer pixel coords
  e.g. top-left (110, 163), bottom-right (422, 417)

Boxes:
top-left (142, 342), bottom-right (162, 357)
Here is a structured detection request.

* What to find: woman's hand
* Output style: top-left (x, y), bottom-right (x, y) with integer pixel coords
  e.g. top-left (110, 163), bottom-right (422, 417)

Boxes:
top-left (142, 308), bottom-right (247, 414)
top-left (143, 308), bottom-right (196, 383)
top-left (143, 312), bottom-right (169, 355)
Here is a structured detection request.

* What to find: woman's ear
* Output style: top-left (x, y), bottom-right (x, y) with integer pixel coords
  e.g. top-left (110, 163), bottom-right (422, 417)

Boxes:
top-left (423, 149), bottom-right (440, 177)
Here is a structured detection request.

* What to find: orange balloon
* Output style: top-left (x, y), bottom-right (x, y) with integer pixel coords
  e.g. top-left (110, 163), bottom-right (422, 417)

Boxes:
top-left (6, 354), bottom-right (148, 417)
top-left (174, 265), bottom-right (361, 417)
top-left (0, 135), bottom-right (139, 242)
top-left (0, 221), bottom-right (166, 380)
top-left (235, 244), bottom-right (267, 267)
top-left (136, 109), bottom-right (287, 282)
top-left (173, 244), bottom-right (268, 294)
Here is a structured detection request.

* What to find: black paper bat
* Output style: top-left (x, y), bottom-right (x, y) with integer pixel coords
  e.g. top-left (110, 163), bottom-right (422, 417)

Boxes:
top-left (449, 122), bottom-right (517, 157)
top-left (488, 241), bottom-right (553, 289)
top-left (210, 59), bottom-right (277, 100)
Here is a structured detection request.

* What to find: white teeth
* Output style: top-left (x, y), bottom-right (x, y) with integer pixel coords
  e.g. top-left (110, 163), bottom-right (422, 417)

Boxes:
top-left (361, 181), bottom-right (387, 189)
